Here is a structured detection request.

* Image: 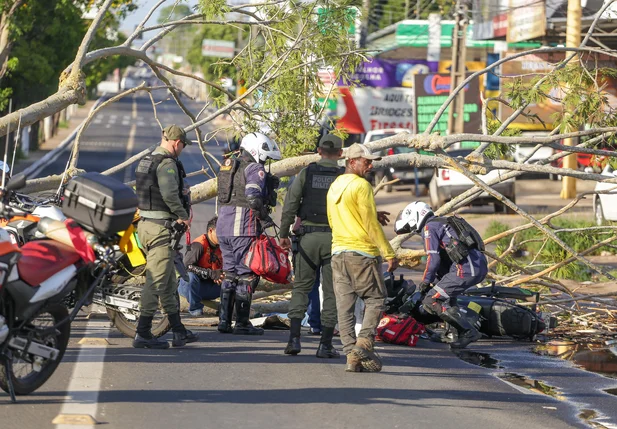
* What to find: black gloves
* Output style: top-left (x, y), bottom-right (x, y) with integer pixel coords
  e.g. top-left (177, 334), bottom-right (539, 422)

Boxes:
top-left (419, 282), bottom-right (432, 294)
top-left (187, 265), bottom-right (212, 280)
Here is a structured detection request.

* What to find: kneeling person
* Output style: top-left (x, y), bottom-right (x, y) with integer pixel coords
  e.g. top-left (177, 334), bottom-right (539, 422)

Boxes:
top-left (394, 202), bottom-right (488, 349)
top-left (179, 216), bottom-right (224, 316)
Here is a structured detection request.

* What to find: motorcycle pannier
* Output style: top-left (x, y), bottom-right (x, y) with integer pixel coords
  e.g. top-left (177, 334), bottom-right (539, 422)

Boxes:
top-left (62, 172), bottom-right (138, 236)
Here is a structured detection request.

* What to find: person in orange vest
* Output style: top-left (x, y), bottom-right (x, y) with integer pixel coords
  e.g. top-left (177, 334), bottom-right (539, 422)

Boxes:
top-left (178, 216), bottom-right (224, 317)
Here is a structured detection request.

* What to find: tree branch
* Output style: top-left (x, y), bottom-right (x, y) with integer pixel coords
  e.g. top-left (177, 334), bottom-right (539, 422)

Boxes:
top-left (70, 0), bottom-right (115, 82)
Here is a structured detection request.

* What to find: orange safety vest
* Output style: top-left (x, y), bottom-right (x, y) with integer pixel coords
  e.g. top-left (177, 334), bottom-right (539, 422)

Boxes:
top-left (193, 234), bottom-right (223, 270)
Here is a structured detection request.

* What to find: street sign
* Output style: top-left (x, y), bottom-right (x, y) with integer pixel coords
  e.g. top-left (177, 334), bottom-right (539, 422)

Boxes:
top-left (201, 39), bottom-right (236, 58)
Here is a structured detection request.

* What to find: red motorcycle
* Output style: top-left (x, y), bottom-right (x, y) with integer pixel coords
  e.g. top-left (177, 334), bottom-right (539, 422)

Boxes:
top-left (0, 172), bottom-right (136, 402)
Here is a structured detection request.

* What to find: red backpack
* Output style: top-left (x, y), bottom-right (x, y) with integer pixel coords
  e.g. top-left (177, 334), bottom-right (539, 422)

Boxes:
top-left (244, 235), bottom-right (292, 284)
top-left (377, 314), bottom-right (425, 347)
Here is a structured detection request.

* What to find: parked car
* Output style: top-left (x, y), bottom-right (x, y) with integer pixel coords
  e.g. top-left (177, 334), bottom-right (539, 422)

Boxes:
top-left (363, 128), bottom-right (433, 192)
top-left (593, 165), bottom-right (617, 225)
top-left (428, 149), bottom-right (516, 213)
top-left (513, 143), bottom-right (554, 164)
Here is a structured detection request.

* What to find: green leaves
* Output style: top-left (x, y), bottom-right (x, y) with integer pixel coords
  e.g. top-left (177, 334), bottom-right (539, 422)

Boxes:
top-left (197, 0), bottom-right (230, 20)
top-left (188, 0), bottom-right (364, 158)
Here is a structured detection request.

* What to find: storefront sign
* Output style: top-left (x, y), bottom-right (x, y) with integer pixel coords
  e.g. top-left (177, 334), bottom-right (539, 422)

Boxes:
top-left (413, 73), bottom-right (481, 134)
top-left (336, 87), bottom-right (414, 134)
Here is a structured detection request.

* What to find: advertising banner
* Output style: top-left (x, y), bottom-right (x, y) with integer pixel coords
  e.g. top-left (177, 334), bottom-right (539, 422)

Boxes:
top-left (343, 58), bottom-right (438, 88)
top-left (336, 87), bottom-right (414, 134)
top-left (438, 60), bottom-right (486, 90)
top-left (499, 52), bottom-right (563, 129)
top-left (507, 0), bottom-right (546, 43)
top-left (500, 52), bottom-right (617, 129)
top-left (201, 39), bottom-right (235, 58)
top-left (413, 73), bottom-right (481, 134)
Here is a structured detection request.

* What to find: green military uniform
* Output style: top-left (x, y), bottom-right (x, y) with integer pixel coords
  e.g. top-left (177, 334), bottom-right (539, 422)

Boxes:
top-left (281, 160), bottom-right (341, 329)
top-left (137, 146), bottom-right (189, 317)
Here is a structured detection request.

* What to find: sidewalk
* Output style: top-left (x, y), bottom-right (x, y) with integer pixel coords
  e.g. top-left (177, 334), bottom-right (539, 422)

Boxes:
top-left (13, 99), bottom-right (97, 175)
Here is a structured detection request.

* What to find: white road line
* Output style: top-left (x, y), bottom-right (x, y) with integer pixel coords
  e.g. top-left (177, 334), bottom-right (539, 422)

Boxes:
top-left (123, 96), bottom-right (138, 183)
top-left (54, 320), bottom-right (110, 429)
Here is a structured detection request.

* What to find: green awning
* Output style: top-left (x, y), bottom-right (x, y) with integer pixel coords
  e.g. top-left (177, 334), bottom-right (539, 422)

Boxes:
top-left (395, 21), bottom-right (542, 49)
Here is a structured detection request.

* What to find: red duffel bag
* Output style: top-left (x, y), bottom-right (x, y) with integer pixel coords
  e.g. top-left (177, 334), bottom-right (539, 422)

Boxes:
top-left (244, 234), bottom-right (292, 284)
top-left (377, 314), bottom-right (425, 347)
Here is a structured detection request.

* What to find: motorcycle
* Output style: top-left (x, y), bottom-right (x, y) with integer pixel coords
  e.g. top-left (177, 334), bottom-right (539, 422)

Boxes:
top-left (0, 174), bottom-right (121, 401)
top-left (0, 191), bottom-right (179, 340)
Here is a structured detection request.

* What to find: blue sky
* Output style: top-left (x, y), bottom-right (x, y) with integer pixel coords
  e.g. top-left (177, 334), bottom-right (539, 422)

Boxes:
top-left (120, 0), bottom-right (199, 33)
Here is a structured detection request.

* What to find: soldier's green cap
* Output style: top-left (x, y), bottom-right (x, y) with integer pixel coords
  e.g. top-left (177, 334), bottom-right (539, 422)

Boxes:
top-left (163, 124), bottom-right (191, 145)
top-left (318, 133), bottom-right (343, 149)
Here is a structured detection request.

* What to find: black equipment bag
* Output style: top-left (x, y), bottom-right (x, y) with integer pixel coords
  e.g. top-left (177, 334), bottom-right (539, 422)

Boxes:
top-left (62, 172), bottom-right (138, 236)
top-left (446, 215), bottom-right (485, 252)
top-left (457, 295), bottom-right (546, 340)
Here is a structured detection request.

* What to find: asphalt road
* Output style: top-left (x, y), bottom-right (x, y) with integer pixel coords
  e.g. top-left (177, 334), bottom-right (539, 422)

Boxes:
top-left (2, 91), bottom-right (616, 428)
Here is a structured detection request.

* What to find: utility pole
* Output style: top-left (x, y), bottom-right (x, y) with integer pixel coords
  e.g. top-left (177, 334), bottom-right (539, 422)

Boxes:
top-left (560, 0), bottom-right (581, 199)
top-left (447, 0), bottom-right (469, 135)
top-left (359, 0), bottom-right (371, 48)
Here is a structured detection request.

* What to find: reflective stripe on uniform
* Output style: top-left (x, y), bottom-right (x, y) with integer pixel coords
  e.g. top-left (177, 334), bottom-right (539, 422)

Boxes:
top-left (233, 209), bottom-right (242, 236)
top-left (467, 255), bottom-right (475, 276)
top-left (432, 285), bottom-right (449, 298)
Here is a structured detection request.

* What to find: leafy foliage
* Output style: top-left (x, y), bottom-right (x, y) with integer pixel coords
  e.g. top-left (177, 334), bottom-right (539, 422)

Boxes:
top-left (0, 0), bottom-right (137, 109)
top-left (195, 0), bottom-right (365, 158)
top-left (485, 219), bottom-right (615, 282)
top-left (482, 118), bottom-right (520, 160)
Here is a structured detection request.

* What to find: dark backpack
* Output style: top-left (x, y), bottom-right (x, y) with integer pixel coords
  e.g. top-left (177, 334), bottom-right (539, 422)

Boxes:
top-left (430, 215), bottom-right (485, 252)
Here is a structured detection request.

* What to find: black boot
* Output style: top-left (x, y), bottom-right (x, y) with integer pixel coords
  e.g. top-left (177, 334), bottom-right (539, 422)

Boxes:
top-left (133, 315), bottom-right (169, 349)
top-left (218, 288), bottom-right (235, 334)
top-left (284, 318), bottom-right (302, 355)
top-left (233, 293), bottom-right (264, 335)
top-left (441, 307), bottom-right (481, 349)
top-left (167, 312), bottom-right (199, 347)
top-left (316, 326), bottom-right (340, 358)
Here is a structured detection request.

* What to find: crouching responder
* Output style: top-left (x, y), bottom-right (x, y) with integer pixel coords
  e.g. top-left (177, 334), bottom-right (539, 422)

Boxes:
top-left (216, 132), bottom-right (281, 335)
top-left (134, 124), bottom-right (199, 349)
top-left (178, 216), bottom-right (224, 317)
top-left (394, 201), bottom-right (488, 349)
top-left (279, 133), bottom-right (344, 358)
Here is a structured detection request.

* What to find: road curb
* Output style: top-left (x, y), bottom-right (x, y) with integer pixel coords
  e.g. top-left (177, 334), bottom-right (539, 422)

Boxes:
top-left (22, 95), bottom-right (106, 179)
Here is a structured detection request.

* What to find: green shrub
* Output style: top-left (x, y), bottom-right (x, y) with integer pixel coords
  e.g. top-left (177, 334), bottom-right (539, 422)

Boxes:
top-left (485, 218), bottom-right (613, 282)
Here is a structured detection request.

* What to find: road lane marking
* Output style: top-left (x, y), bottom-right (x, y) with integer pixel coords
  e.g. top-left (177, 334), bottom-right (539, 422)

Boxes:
top-left (123, 96), bottom-right (138, 183)
top-left (54, 319), bottom-right (110, 429)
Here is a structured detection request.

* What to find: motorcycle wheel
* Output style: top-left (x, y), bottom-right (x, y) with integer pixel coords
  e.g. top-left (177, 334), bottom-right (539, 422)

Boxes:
top-left (0, 304), bottom-right (70, 395)
top-left (106, 308), bottom-right (171, 339)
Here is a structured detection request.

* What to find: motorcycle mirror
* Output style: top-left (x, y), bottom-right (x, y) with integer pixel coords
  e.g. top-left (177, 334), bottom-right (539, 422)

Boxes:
top-left (6, 173), bottom-right (26, 191)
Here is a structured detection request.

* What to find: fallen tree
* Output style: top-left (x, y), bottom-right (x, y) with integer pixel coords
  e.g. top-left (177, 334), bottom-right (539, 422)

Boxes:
top-left (2, 0), bottom-right (617, 330)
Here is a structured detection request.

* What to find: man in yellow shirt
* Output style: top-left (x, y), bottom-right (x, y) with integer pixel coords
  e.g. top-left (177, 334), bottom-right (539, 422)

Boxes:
top-left (327, 143), bottom-right (399, 373)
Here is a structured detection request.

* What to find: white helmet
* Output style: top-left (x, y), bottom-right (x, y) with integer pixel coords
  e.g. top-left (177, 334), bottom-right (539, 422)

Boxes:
top-left (395, 201), bottom-right (434, 234)
top-left (240, 132), bottom-right (281, 163)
